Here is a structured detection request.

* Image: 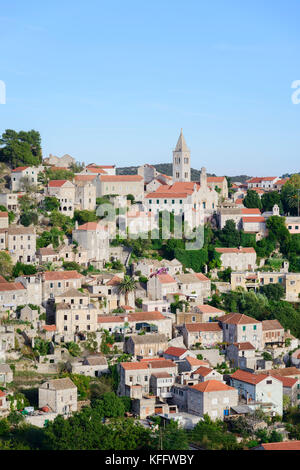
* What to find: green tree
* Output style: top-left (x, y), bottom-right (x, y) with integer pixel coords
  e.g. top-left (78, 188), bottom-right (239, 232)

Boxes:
top-left (0, 129), bottom-right (42, 168)
top-left (43, 196), bottom-right (60, 212)
top-left (243, 189), bottom-right (262, 210)
top-left (0, 251), bottom-right (13, 279)
top-left (117, 275), bottom-right (137, 305)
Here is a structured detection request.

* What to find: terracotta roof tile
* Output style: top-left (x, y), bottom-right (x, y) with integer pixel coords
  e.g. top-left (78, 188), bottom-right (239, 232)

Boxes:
top-left (190, 380), bottom-right (235, 392)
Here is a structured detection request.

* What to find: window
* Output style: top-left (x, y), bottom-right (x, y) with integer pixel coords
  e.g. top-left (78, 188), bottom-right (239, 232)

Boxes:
top-left (253, 325), bottom-right (257, 330)
top-left (64, 315), bottom-right (68, 321)
top-left (266, 380), bottom-right (272, 384)
top-left (242, 326), bottom-right (246, 331)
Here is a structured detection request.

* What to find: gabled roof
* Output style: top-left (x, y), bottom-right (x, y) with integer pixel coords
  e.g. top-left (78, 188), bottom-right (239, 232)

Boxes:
top-left (232, 342), bottom-right (255, 351)
top-left (195, 304), bottom-right (224, 313)
top-left (0, 282), bottom-right (25, 292)
top-left (218, 313), bottom-right (260, 325)
top-left (164, 346), bottom-right (188, 357)
top-left (258, 441), bottom-right (300, 450)
top-left (185, 322), bottom-right (222, 332)
top-left (11, 166), bottom-right (29, 172)
top-left (192, 366), bottom-right (213, 377)
top-left (43, 271), bottom-right (84, 281)
top-left (262, 320), bottom-right (284, 331)
top-left (48, 180), bottom-right (70, 188)
top-left (190, 380), bottom-right (235, 393)
top-left (230, 370), bottom-right (269, 385)
top-left (157, 274), bottom-right (177, 284)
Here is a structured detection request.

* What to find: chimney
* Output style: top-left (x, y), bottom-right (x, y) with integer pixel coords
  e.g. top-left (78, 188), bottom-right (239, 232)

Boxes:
top-left (75, 221), bottom-right (78, 230)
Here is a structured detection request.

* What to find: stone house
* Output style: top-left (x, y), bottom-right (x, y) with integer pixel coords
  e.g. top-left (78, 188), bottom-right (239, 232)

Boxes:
top-left (132, 258), bottom-right (183, 278)
top-left (39, 378), bottom-right (77, 415)
top-left (97, 174), bottom-right (144, 201)
top-left (56, 243), bottom-right (88, 266)
top-left (150, 372), bottom-right (175, 400)
top-left (175, 273), bottom-right (211, 302)
top-left (147, 273), bottom-right (178, 301)
top-left (218, 207), bottom-right (262, 230)
top-left (15, 274), bottom-right (43, 306)
top-left (55, 288), bottom-right (99, 337)
top-left (118, 359), bottom-right (177, 398)
top-left (230, 369), bottom-right (283, 416)
top-left (74, 180), bottom-right (96, 211)
top-left (0, 193), bottom-right (19, 212)
top-left (44, 153), bottom-right (76, 168)
top-left (0, 281), bottom-right (27, 312)
top-left (47, 180), bottom-right (75, 218)
top-left (0, 212), bottom-right (8, 229)
top-left (36, 246), bottom-right (60, 265)
top-left (215, 247), bottom-right (257, 271)
top-left (218, 313), bottom-right (263, 351)
top-left (192, 304), bottom-right (225, 322)
top-left (163, 346), bottom-right (190, 362)
top-left (187, 380), bottom-right (238, 420)
top-left (226, 342), bottom-right (256, 369)
top-left (182, 322), bottom-right (223, 349)
top-left (10, 166), bottom-right (40, 191)
top-left (69, 355), bottom-right (108, 377)
top-left (86, 274), bottom-right (134, 311)
top-left (207, 176), bottom-right (228, 199)
top-left (7, 224), bottom-right (36, 264)
top-left (125, 334), bottom-right (168, 358)
top-left (0, 364), bottom-right (13, 386)
top-left (41, 270), bottom-right (84, 303)
top-left (97, 311), bottom-right (173, 339)
top-left (191, 366), bottom-right (224, 383)
top-left (262, 320), bottom-right (285, 348)
top-left (72, 221), bottom-right (109, 268)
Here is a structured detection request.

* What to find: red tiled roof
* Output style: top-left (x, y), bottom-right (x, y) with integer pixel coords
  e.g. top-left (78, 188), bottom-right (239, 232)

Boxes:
top-left (74, 175), bottom-right (97, 182)
top-left (43, 271), bottom-right (83, 281)
top-left (106, 275), bottom-right (122, 286)
top-left (193, 366), bottom-right (213, 377)
top-left (207, 177), bottom-right (225, 183)
top-left (43, 325), bottom-right (57, 332)
top-left (190, 380), bottom-right (235, 393)
top-left (267, 373), bottom-right (297, 388)
top-left (259, 441), bottom-right (300, 450)
top-left (196, 305), bottom-right (224, 313)
top-left (97, 315), bottom-right (125, 323)
top-left (185, 356), bottom-right (210, 366)
top-left (12, 167), bottom-right (29, 172)
top-left (262, 320), bottom-right (283, 331)
top-left (242, 217), bottom-right (266, 223)
top-left (215, 247), bottom-right (256, 254)
top-left (233, 342), bottom-right (255, 351)
top-left (218, 313), bottom-right (260, 325)
top-left (157, 274), bottom-right (177, 284)
top-left (77, 222), bottom-right (100, 231)
top-left (164, 346), bottom-right (188, 357)
top-left (0, 212), bottom-right (8, 218)
top-left (128, 311), bottom-right (166, 321)
top-left (231, 369), bottom-right (268, 385)
top-left (0, 282), bottom-right (25, 291)
top-left (241, 208), bottom-right (262, 215)
top-left (194, 273), bottom-right (210, 282)
top-left (48, 180), bottom-right (68, 187)
top-left (185, 322), bottom-right (222, 333)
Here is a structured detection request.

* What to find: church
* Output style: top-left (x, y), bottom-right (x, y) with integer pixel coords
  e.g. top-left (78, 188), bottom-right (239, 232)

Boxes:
top-left (143, 129), bottom-right (220, 226)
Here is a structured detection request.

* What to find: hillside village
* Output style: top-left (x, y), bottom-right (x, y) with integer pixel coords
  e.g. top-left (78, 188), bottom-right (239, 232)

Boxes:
top-left (0, 128), bottom-right (300, 450)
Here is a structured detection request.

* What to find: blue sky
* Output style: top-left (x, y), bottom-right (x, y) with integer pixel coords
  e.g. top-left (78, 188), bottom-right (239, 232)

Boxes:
top-left (0, 0), bottom-right (300, 176)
